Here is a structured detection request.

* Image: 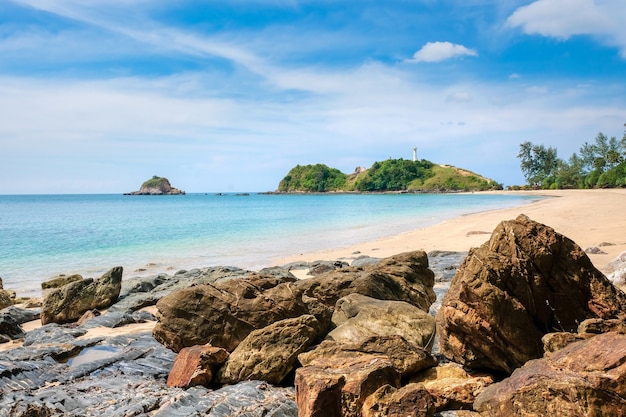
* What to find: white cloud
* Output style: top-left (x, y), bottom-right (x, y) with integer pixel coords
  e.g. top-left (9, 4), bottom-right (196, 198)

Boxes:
top-left (408, 41), bottom-right (478, 63)
top-left (506, 0), bottom-right (626, 57)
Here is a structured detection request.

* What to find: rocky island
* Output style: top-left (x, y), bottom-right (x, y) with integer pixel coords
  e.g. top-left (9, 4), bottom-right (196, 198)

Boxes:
top-left (124, 176), bottom-right (185, 195)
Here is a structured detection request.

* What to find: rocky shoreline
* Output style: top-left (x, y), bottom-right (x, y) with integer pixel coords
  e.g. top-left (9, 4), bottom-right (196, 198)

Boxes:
top-left (1, 215), bottom-right (626, 416)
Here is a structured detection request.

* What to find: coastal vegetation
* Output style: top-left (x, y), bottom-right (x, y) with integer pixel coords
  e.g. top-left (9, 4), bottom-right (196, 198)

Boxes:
top-left (517, 130), bottom-right (626, 189)
top-left (277, 159), bottom-right (502, 192)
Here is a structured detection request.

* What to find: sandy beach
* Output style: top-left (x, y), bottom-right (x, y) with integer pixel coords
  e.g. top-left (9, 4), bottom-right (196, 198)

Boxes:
top-left (275, 189), bottom-right (626, 275)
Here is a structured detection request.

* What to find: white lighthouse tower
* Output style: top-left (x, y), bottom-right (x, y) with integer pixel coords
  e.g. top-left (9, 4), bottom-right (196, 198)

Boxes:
top-left (413, 147), bottom-right (417, 162)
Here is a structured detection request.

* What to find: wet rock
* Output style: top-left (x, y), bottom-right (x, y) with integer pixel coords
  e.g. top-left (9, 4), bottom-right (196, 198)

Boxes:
top-left (436, 215), bottom-right (626, 374)
top-left (474, 332), bottom-right (626, 416)
top-left (41, 266), bottom-right (123, 325)
top-left (328, 294), bottom-right (436, 350)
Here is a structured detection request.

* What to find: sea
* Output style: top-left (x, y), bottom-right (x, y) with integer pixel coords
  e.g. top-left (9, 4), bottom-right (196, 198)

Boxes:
top-left (0, 192), bottom-right (540, 298)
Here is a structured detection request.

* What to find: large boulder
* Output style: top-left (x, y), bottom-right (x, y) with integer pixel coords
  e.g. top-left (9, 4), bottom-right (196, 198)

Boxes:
top-left (436, 215), bottom-right (626, 374)
top-left (153, 274), bottom-right (314, 352)
top-left (474, 332), bottom-right (626, 416)
top-left (295, 251), bottom-right (435, 312)
top-left (217, 314), bottom-right (322, 385)
top-left (153, 251), bottom-right (435, 353)
top-left (328, 294), bottom-right (436, 350)
top-left (41, 267), bottom-right (123, 325)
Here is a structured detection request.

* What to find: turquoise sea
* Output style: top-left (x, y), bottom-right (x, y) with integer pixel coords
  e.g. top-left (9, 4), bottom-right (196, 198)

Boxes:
top-left (0, 193), bottom-right (539, 298)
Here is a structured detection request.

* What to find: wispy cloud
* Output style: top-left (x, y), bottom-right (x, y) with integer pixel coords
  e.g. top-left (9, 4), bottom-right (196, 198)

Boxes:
top-left (506, 0), bottom-right (626, 57)
top-left (407, 41), bottom-right (478, 63)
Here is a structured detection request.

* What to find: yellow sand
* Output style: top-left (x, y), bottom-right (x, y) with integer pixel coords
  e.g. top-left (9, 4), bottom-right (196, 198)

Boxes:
top-left (274, 189), bottom-right (626, 275)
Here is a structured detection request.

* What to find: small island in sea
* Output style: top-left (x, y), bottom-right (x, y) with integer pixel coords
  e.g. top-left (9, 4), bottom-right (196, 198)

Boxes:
top-left (124, 176), bottom-right (185, 195)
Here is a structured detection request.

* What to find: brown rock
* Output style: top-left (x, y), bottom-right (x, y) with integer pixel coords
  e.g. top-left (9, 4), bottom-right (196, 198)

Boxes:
top-left (295, 354), bottom-right (401, 417)
top-left (295, 251), bottom-right (436, 312)
top-left (0, 290), bottom-right (12, 310)
top-left (436, 215), bottom-right (626, 374)
top-left (41, 266), bottom-right (123, 325)
top-left (328, 294), bottom-right (436, 350)
top-left (167, 345), bottom-right (229, 388)
top-left (299, 335), bottom-right (437, 378)
top-left (41, 274), bottom-right (83, 290)
top-left (541, 332), bottom-right (593, 355)
top-left (153, 251), bottom-right (435, 353)
top-left (578, 317), bottom-right (626, 334)
top-left (361, 383), bottom-right (434, 417)
top-left (217, 315), bottom-right (321, 385)
top-left (76, 309), bottom-right (101, 326)
top-left (474, 332), bottom-right (626, 416)
top-left (411, 363), bottom-right (494, 412)
top-left (153, 274), bottom-right (313, 353)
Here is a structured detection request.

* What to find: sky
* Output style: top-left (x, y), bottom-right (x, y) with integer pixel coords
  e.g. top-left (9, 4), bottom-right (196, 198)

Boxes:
top-left (1, 0), bottom-right (626, 193)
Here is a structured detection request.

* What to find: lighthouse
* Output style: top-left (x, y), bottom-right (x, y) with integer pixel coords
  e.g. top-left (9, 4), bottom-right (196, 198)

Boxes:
top-left (413, 147), bottom-right (417, 162)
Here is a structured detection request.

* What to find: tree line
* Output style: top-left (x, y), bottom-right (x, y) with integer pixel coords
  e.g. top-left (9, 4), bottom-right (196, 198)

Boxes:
top-left (517, 128), bottom-right (626, 189)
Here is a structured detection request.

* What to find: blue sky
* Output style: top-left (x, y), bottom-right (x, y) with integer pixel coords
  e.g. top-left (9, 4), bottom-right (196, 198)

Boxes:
top-left (1, 0), bottom-right (625, 193)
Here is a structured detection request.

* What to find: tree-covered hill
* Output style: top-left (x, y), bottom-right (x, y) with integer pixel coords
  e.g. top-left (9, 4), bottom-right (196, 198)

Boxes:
top-left (277, 159), bottom-right (502, 192)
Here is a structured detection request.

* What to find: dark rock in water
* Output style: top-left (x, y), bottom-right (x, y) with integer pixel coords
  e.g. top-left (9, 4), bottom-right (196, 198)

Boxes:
top-left (41, 266), bottom-right (123, 325)
top-left (474, 332), bottom-right (626, 416)
top-left (436, 215), bottom-right (626, 374)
